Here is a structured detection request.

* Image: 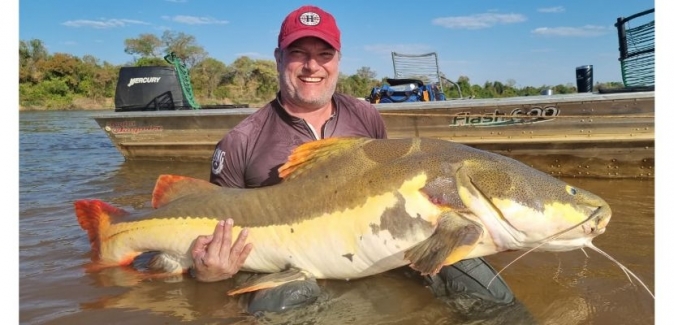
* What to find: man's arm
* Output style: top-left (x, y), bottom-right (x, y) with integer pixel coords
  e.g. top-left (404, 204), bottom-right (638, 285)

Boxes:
top-left (191, 132), bottom-right (253, 282)
top-left (358, 100), bottom-right (388, 139)
top-left (372, 108), bottom-right (388, 139)
top-left (209, 131), bottom-right (248, 188)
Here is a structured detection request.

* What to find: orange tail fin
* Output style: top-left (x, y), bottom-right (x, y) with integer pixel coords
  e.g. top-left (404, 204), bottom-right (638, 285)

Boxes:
top-left (74, 199), bottom-right (129, 262)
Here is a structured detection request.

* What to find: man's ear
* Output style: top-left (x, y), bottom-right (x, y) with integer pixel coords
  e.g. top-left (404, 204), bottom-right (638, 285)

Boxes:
top-left (274, 48), bottom-right (282, 64)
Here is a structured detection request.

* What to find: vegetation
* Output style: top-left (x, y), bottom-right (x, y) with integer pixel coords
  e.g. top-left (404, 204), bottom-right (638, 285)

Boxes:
top-left (19, 33), bottom-right (624, 110)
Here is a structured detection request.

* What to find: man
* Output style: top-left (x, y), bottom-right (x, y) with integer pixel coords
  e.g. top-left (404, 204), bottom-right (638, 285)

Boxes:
top-left (190, 5), bottom-right (514, 312)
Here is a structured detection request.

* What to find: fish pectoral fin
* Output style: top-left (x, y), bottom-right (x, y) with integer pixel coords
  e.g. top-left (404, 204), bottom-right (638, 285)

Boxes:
top-left (404, 211), bottom-right (483, 275)
top-left (227, 268), bottom-right (314, 296)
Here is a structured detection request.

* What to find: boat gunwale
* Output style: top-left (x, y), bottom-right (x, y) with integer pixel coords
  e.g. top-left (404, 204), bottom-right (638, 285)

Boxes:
top-left (92, 91), bottom-right (655, 120)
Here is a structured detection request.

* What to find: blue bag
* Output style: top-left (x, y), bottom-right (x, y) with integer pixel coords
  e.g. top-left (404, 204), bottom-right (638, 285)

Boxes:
top-left (367, 79), bottom-right (445, 104)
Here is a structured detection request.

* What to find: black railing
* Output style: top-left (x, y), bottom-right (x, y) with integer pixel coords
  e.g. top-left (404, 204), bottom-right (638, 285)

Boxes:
top-left (615, 8), bottom-right (654, 87)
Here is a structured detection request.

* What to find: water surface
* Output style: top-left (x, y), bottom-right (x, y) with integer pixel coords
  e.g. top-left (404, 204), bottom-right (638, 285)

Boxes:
top-left (19, 110), bottom-right (655, 324)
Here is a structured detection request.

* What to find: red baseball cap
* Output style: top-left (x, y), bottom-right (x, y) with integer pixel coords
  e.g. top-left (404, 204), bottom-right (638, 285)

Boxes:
top-left (278, 5), bottom-right (341, 51)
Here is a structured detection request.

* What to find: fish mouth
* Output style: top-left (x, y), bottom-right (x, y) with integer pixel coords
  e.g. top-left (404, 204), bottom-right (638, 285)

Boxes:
top-left (582, 203), bottom-right (612, 236)
top-left (522, 202), bottom-right (612, 252)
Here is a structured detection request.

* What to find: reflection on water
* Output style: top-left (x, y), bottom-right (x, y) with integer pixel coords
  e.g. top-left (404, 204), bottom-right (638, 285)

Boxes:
top-left (19, 111), bottom-right (655, 324)
top-left (72, 267), bottom-right (539, 325)
top-left (105, 160), bottom-right (209, 209)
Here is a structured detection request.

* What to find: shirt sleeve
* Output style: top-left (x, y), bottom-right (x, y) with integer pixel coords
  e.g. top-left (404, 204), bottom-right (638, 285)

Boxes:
top-left (364, 102), bottom-right (388, 139)
top-left (209, 130), bottom-right (247, 188)
top-left (373, 110), bottom-right (388, 139)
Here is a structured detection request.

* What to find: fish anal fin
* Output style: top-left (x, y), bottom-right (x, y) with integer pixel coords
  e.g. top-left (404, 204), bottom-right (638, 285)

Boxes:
top-left (151, 174), bottom-right (222, 208)
top-left (278, 137), bottom-right (367, 180)
top-left (404, 211), bottom-right (482, 275)
top-left (74, 199), bottom-right (130, 261)
top-left (227, 268), bottom-right (313, 296)
top-left (145, 252), bottom-right (186, 275)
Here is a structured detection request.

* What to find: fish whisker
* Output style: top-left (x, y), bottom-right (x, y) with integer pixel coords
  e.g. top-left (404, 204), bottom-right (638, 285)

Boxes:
top-left (487, 206), bottom-right (604, 288)
top-left (585, 242), bottom-right (655, 299)
top-left (487, 233), bottom-right (562, 289)
top-left (488, 239), bottom-right (655, 300)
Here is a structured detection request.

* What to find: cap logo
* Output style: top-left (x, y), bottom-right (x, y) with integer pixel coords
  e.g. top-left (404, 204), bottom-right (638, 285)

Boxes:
top-left (299, 12), bottom-right (321, 26)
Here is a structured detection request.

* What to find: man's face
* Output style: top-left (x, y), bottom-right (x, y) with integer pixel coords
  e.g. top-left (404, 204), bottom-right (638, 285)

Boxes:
top-left (275, 37), bottom-right (340, 109)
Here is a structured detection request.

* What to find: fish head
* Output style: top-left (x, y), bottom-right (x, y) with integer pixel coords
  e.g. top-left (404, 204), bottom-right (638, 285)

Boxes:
top-left (452, 154), bottom-right (611, 253)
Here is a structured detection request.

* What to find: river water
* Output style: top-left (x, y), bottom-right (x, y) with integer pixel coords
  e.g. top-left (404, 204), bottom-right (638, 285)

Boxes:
top-left (19, 110), bottom-right (655, 325)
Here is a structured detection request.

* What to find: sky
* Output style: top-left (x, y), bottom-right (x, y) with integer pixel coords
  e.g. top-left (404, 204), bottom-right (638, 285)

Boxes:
top-left (18, 0), bottom-right (655, 88)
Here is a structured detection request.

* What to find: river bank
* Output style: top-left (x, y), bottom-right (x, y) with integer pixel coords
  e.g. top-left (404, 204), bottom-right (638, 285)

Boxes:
top-left (19, 97), bottom-right (114, 111)
top-left (19, 96), bottom-right (264, 111)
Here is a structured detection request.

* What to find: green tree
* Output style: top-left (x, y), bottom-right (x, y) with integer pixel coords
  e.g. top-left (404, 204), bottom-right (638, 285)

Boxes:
top-left (443, 75), bottom-right (471, 99)
top-left (19, 39), bottom-right (49, 83)
top-left (251, 59), bottom-right (279, 100)
top-left (18, 37), bottom-right (628, 110)
top-left (336, 66), bottom-right (378, 98)
top-left (124, 33), bottom-right (163, 58)
top-left (223, 56), bottom-right (255, 100)
top-left (356, 66), bottom-right (376, 80)
top-left (161, 30), bottom-right (207, 68)
top-left (37, 53), bottom-right (82, 90)
top-left (77, 55), bottom-right (118, 100)
top-left (134, 57), bottom-right (170, 67)
top-left (123, 32), bottom-right (207, 68)
top-left (336, 73), bottom-right (357, 95)
top-left (191, 58), bottom-right (227, 99)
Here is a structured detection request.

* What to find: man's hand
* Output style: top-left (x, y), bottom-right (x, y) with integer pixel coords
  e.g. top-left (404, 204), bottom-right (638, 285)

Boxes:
top-left (190, 218), bottom-right (254, 282)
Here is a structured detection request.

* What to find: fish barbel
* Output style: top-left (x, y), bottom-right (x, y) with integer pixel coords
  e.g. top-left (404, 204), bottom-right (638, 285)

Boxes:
top-left (75, 137), bottom-right (612, 295)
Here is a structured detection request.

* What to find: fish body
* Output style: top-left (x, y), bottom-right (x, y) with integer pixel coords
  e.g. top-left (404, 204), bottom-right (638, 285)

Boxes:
top-left (75, 137), bottom-right (611, 293)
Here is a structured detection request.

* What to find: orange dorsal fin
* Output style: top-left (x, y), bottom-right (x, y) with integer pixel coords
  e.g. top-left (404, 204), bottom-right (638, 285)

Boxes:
top-left (74, 199), bottom-right (129, 262)
top-left (278, 137), bottom-right (367, 180)
top-left (151, 174), bottom-right (222, 208)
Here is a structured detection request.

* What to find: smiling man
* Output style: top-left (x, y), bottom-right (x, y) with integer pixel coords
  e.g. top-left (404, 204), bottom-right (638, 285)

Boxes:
top-left (191, 5), bottom-right (514, 313)
top-left (192, 4), bottom-right (386, 289)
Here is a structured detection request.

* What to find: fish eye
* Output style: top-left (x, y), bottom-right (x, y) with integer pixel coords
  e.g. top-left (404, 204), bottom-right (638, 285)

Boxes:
top-left (566, 185), bottom-right (577, 195)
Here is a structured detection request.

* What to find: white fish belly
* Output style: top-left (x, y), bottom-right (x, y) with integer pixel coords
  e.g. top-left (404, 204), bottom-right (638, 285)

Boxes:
top-left (240, 175), bottom-right (441, 278)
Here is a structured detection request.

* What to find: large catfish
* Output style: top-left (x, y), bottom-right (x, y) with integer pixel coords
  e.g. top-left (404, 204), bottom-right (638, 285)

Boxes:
top-left (75, 137), bottom-right (614, 296)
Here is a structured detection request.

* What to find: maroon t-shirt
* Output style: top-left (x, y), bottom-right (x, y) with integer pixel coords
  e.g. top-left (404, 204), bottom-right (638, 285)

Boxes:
top-left (210, 93), bottom-right (388, 188)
